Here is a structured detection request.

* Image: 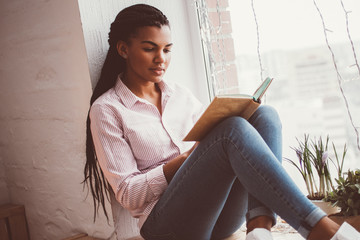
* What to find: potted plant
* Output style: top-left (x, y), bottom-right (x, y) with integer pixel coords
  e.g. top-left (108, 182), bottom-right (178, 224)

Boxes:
top-left (284, 134), bottom-right (345, 215)
top-left (324, 169), bottom-right (360, 231)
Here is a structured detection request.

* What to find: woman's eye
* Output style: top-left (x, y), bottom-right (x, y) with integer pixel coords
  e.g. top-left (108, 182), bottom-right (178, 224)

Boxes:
top-left (143, 48), bottom-right (154, 52)
top-left (164, 49), bottom-right (171, 53)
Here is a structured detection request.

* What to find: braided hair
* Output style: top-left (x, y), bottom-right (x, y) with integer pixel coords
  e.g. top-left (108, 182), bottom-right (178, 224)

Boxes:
top-left (83, 4), bottom-right (170, 221)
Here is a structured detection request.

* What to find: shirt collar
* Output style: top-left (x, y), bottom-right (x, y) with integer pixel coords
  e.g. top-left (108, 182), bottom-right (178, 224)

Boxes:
top-left (157, 79), bottom-right (174, 98)
top-left (114, 74), bottom-right (174, 108)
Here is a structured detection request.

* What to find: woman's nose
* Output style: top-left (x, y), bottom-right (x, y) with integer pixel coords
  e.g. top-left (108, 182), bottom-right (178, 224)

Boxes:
top-left (154, 51), bottom-right (166, 63)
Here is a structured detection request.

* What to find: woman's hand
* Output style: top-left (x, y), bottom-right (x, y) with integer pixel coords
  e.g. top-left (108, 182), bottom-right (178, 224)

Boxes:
top-left (163, 142), bottom-right (199, 183)
top-left (183, 142), bottom-right (199, 158)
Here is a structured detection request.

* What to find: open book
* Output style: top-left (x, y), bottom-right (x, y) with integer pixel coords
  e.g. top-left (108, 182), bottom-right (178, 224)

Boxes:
top-left (183, 77), bottom-right (273, 141)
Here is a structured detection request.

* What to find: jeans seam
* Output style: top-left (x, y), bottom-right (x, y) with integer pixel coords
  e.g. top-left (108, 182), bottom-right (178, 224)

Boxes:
top-left (155, 137), bottom-right (227, 216)
top-left (225, 135), bottom-right (309, 224)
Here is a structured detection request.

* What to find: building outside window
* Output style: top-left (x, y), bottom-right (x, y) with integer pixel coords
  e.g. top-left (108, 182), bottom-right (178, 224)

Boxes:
top-left (199, 0), bottom-right (360, 193)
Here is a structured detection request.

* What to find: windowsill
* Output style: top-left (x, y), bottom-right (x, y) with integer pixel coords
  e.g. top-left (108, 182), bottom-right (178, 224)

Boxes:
top-left (126, 218), bottom-right (303, 240)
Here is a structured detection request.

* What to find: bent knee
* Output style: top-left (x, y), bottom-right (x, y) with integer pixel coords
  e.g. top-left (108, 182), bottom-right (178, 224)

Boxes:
top-left (252, 105), bottom-right (282, 126)
top-left (257, 105), bottom-right (279, 117)
top-left (222, 116), bottom-right (249, 127)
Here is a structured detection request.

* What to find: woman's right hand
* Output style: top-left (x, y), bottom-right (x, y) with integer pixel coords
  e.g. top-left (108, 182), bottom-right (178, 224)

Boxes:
top-left (163, 142), bottom-right (199, 183)
top-left (182, 142), bottom-right (199, 158)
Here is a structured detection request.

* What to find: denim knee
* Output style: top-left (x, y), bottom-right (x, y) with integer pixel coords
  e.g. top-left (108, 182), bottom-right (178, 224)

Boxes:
top-left (250, 105), bottom-right (282, 129)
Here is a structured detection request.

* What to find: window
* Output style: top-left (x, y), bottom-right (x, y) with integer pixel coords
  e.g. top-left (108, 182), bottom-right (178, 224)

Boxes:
top-left (197, 0), bottom-right (360, 191)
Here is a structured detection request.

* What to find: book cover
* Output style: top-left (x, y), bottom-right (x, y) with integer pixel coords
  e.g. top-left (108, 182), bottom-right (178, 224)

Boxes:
top-left (183, 77), bottom-right (273, 141)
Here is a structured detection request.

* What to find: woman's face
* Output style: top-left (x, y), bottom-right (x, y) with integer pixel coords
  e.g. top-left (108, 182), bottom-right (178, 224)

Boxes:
top-left (119, 25), bottom-right (172, 85)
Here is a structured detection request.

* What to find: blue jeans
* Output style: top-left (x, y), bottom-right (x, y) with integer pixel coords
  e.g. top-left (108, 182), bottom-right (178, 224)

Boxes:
top-left (140, 105), bottom-right (326, 240)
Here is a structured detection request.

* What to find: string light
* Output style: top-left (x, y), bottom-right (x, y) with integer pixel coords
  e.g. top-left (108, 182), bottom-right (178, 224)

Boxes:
top-left (340, 0), bottom-right (360, 75)
top-left (313, 0), bottom-right (360, 151)
top-left (195, 0), bottom-right (359, 151)
top-left (251, 0), bottom-right (264, 82)
top-left (195, 0), bottom-right (232, 96)
top-left (194, 0), bottom-right (217, 98)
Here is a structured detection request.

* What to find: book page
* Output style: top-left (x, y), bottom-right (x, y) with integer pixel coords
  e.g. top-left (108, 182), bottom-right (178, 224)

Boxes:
top-left (183, 96), bottom-right (259, 141)
top-left (252, 77), bottom-right (273, 102)
top-left (183, 77), bottom-right (273, 141)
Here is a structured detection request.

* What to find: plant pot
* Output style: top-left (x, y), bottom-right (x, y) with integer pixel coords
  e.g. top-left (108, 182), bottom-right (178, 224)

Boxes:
top-left (329, 214), bottom-right (360, 232)
top-left (311, 200), bottom-right (341, 216)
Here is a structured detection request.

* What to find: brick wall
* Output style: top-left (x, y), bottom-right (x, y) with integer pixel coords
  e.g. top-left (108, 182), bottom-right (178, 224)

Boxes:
top-left (205, 0), bottom-right (239, 94)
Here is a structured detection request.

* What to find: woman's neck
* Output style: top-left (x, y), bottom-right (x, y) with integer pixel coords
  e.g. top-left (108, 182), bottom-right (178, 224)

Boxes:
top-left (122, 74), bottom-right (158, 98)
top-left (122, 73), bottom-right (162, 113)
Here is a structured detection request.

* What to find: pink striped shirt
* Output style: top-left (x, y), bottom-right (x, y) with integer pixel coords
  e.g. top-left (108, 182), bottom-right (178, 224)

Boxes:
top-left (90, 75), bottom-right (204, 228)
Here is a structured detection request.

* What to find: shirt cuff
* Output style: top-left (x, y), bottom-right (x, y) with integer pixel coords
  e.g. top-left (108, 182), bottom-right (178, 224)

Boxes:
top-left (146, 165), bottom-right (168, 197)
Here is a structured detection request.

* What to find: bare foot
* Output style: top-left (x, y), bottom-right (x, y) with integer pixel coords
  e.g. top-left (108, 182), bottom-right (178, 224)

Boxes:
top-left (307, 217), bottom-right (340, 240)
top-left (247, 215), bottom-right (273, 234)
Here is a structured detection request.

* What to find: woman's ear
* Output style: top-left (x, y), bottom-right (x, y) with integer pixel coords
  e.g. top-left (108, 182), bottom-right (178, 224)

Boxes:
top-left (116, 41), bottom-right (128, 59)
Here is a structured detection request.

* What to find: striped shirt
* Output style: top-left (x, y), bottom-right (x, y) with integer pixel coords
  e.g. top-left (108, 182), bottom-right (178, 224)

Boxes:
top-left (90, 75), bottom-right (204, 228)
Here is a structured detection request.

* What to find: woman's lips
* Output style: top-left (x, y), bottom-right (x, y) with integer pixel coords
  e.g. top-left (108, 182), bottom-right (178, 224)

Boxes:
top-left (150, 68), bottom-right (165, 76)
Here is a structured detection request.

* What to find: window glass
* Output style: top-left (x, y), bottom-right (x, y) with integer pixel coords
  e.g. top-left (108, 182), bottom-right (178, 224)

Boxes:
top-left (225, 0), bottom-right (360, 190)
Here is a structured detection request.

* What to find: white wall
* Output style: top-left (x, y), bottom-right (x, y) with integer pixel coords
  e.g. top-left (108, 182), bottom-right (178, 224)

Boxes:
top-left (0, 0), bottom-right (208, 239)
top-left (0, 160), bottom-right (10, 204)
top-left (0, 0), bottom-right (113, 239)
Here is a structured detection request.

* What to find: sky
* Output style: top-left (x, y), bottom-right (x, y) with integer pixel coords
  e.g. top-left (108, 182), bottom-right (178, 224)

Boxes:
top-left (228, 0), bottom-right (360, 54)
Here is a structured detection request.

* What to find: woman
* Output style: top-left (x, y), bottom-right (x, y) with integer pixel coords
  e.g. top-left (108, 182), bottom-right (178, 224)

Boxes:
top-left (84, 4), bottom-right (360, 240)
